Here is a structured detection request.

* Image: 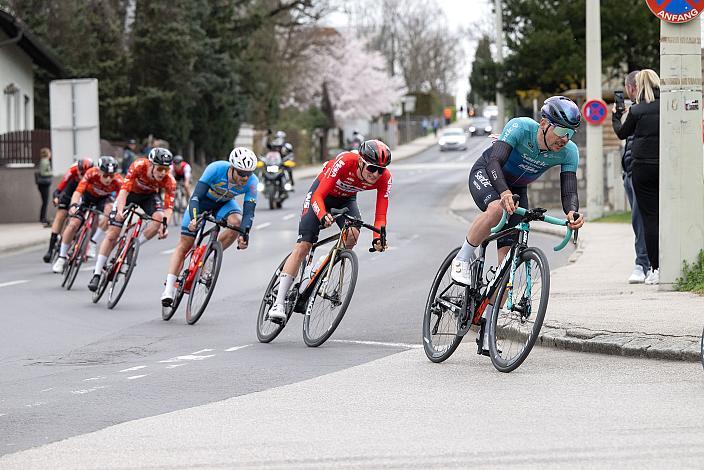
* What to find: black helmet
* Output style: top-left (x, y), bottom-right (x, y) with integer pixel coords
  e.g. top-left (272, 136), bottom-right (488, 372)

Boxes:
top-left (540, 96), bottom-right (581, 130)
top-left (358, 140), bottom-right (391, 167)
top-left (98, 156), bottom-right (118, 174)
top-left (148, 147), bottom-right (174, 166)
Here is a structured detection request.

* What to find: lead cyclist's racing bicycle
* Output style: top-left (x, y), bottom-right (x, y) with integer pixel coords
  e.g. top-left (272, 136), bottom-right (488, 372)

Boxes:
top-left (423, 196), bottom-right (578, 372)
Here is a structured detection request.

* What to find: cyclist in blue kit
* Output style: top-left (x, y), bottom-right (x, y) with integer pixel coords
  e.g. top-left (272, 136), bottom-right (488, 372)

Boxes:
top-left (451, 96), bottom-right (586, 286)
top-left (160, 147), bottom-right (259, 307)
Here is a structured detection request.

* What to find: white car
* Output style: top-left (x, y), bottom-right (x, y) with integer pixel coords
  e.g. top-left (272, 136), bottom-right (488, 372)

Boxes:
top-left (438, 128), bottom-right (468, 151)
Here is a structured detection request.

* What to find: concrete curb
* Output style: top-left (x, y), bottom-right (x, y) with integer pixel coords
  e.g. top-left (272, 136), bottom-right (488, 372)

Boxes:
top-left (448, 192), bottom-right (701, 363)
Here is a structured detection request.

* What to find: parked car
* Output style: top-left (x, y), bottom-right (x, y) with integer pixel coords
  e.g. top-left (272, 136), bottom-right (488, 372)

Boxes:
top-left (438, 128), bottom-right (468, 151)
top-left (468, 118), bottom-right (493, 137)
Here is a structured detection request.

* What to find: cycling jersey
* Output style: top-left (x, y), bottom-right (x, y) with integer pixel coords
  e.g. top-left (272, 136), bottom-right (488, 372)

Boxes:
top-left (476, 117), bottom-right (579, 187)
top-left (185, 160), bottom-right (258, 233)
top-left (310, 152), bottom-right (392, 230)
top-left (55, 163), bottom-right (82, 193)
top-left (76, 167), bottom-right (123, 199)
top-left (122, 158), bottom-right (176, 210)
top-left (172, 161), bottom-right (192, 181)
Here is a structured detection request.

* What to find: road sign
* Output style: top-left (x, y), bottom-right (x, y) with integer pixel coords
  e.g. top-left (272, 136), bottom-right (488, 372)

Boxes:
top-left (645, 0), bottom-right (704, 23)
top-left (582, 99), bottom-right (608, 125)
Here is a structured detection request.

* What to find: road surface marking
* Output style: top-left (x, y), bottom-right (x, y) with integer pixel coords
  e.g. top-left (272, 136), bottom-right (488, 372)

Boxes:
top-left (255, 222), bottom-right (271, 230)
top-left (158, 354), bottom-right (215, 363)
top-left (80, 267), bottom-right (94, 271)
top-left (83, 377), bottom-right (105, 382)
top-left (0, 414), bottom-right (5, 418)
top-left (127, 374), bottom-right (148, 380)
top-left (160, 248), bottom-right (177, 255)
top-left (225, 345), bottom-right (251, 352)
top-left (165, 364), bottom-right (187, 369)
top-left (24, 402), bottom-right (45, 408)
top-left (0, 280), bottom-right (28, 288)
top-left (283, 214), bottom-right (296, 220)
top-left (119, 365), bottom-right (147, 373)
top-left (330, 339), bottom-right (422, 349)
top-left (40, 388), bottom-right (54, 392)
top-left (190, 349), bottom-right (214, 355)
top-left (71, 386), bottom-right (107, 395)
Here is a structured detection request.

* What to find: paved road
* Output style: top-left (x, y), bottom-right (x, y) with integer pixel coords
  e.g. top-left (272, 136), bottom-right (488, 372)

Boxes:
top-left (0, 137), bottom-right (576, 456)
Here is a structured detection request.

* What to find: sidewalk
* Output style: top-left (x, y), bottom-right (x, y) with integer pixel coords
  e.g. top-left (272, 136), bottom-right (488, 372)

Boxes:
top-left (0, 127), bottom-right (453, 256)
top-left (450, 195), bottom-right (704, 362)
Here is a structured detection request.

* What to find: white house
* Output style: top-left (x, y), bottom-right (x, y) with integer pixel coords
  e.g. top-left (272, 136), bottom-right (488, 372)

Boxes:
top-left (0, 7), bottom-right (64, 222)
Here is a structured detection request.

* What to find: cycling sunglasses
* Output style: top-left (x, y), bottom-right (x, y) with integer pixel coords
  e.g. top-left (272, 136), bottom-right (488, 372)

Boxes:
top-left (363, 161), bottom-right (386, 175)
top-left (551, 125), bottom-right (576, 140)
top-left (235, 169), bottom-right (253, 178)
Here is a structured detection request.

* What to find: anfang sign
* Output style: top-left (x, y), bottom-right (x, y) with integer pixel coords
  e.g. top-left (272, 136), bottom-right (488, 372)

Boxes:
top-left (645, 0), bottom-right (704, 24)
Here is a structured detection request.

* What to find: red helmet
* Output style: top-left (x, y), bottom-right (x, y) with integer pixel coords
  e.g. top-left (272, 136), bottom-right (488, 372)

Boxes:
top-left (359, 140), bottom-right (391, 167)
top-left (77, 158), bottom-right (94, 175)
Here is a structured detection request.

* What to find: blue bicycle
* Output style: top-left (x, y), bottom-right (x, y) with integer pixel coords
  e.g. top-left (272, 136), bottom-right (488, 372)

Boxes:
top-left (423, 199), bottom-right (578, 372)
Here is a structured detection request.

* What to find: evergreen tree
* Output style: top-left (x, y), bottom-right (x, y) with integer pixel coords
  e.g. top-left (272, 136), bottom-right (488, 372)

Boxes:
top-left (468, 35), bottom-right (498, 104)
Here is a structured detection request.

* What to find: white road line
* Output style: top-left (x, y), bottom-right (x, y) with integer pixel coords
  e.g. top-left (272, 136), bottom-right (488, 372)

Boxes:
top-left (40, 388), bottom-right (54, 392)
top-left (0, 414), bottom-right (5, 418)
top-left (190, 349), bottom-right (215, 355)
top-left (24, 402), bottom-right (45, 408)
top-left (119, 365), bottom-right (147, 373)
top-left (127, 374), bottom-right (148, 380)
top-left (0, 280), bottom-right (28, 288)
top-left (165, 364), bottom-right (187, 369)
top-left (158, 354), bottom-right (215, 363)
top-left (330, 339), bottom-right (422, 349)
top-left (255, 222), bottom-right (271, 230)
top-left (283, 214), bottom-right (296, 220)
top-left (83, 377), bottom-right (105, 382)
top-left (71, 386), bottom-right (107, 395)
top-left (160, 248), bottom-right (176, 255)
top-left (224, 345), bottom-right (251, 352)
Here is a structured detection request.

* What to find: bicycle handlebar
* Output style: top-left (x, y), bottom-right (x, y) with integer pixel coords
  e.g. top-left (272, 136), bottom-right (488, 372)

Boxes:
top-left (490, 202), bottom-right (580, 251)
top-left (195, 211), bottom-right (247, 235)
top-left (328, 207), bottom-right (386, 252)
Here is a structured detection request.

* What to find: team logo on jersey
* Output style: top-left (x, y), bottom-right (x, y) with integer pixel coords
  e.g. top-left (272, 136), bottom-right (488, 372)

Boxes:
top-left (475, 171), bottom-right (491, 188)
top-left (330, 158), bottom-right (345, 178)
top-left (473, 180), bottom-right (481, 190)
top-left (303, 191), bottom-right (312, 209)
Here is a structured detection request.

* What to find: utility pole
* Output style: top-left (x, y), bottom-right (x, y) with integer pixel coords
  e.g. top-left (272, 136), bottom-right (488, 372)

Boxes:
top-left (494, 0), bottom-right (505, 128)
top-left (659, 17), bottom-right (704, 290)
top-left (585, 0), bottom-right (604, 219)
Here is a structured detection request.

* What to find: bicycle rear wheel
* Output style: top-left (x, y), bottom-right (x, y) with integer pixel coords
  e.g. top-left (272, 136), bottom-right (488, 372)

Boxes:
top-left (186, 241), bottom-right (223, 325)
top-left (422, 247), bottom-right (465, 363)
top-left (257, 255), bottom-right (294, 343)
top-left (65, 231), bottom-right (89, 290)
top-left (303, 249), bottom-right (358, 347)
top-left (107, 241), bottom-right (140, 309)
top-left (488, 247), bottom-right (550, 373)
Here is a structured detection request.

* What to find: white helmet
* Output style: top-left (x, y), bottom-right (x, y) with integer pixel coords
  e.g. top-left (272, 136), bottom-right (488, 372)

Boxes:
top-left (228, 147), bottom-right (257, 172)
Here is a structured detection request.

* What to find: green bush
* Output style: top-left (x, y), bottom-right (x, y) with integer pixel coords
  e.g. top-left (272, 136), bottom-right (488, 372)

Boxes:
top-left (674, 250), bottom-right (704, 294)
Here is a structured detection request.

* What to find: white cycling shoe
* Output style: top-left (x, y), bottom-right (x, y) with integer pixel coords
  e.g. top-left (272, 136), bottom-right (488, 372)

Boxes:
top-left (160, 289), bottom-right (174, 307)
top-left (267, 303), bottom-right (287, 323)
top-left (52, 256), bottom-right (66, 274)
top-left (450, 258), bottom-right (473, 285)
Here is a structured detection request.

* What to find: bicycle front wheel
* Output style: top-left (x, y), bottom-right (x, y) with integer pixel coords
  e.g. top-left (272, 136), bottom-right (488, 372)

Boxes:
top-left (162, 271), bottom-right (186, 321)
top-left (186, 241), bottom-right (223, 325)
top-left (488, 247), bottom-right (550, 373)
top-left (256, 255), bottom-right (293, 343)
top-left (422, 247), bottom-right (465, 363)
top-left (107, 241), bottom-right (140, 310)
top-left (65, 231), bottom-right (89, 290)
top-left (303, 249), bottom-right (358, 347)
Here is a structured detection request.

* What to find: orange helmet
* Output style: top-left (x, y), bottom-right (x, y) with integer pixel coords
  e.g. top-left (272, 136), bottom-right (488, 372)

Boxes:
top-left (77, 158), bottom-right (94, 175)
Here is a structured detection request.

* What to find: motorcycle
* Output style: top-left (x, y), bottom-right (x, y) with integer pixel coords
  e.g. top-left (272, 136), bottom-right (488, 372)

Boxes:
top-left (257, 151), bottom-right (293, 210)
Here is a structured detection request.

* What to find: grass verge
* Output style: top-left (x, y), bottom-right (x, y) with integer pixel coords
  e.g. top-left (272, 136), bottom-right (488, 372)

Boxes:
top-left (592, 211), bottom-right (631, 224)
top-left (675, 250), bottom-right (704, 295)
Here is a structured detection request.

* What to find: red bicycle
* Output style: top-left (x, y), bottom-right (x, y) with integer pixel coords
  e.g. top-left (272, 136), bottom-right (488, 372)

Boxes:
top-left (92, 203), bottom-right (166, 309)
top-left (162, 211), bottom-right (247, 325)
top-left (61, 205), bottom-right (102, 291)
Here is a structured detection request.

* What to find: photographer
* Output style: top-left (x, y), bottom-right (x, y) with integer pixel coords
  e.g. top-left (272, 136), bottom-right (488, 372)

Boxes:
top-left (612, 70), bottom-right (650, 284)
top-left (612, 69), bottom-right (661, 285)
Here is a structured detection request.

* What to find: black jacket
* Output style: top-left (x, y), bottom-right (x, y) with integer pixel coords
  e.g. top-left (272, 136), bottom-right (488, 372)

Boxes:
top-left (612, 90), bottom-right (660, 165)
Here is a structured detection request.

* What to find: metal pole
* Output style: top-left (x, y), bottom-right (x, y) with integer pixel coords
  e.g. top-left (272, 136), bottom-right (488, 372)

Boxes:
top-left (585, 0), bottom-right (603, 219)
top-left (494, 0), bottom-right (505, 129)
top-left (658, 17), bottom-right (704, 290)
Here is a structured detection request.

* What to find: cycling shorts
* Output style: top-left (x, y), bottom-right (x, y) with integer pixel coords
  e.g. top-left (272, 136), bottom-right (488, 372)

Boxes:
top-left (297, 178), bottom-right (361, 244)
top-left (181, 199), bottom-right (241, 237)
top-left (57, 180), bottom-right (79, 210)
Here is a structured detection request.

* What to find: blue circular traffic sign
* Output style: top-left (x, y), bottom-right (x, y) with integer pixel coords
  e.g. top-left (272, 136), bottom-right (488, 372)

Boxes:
top-left (582, 100), bottom-right (608, 125)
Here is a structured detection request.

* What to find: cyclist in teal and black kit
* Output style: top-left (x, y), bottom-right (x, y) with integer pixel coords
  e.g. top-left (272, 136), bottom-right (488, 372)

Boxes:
top-left (451, 96), bottom-right (586, 350)
top-left (160, 147), bottom-right (259, 307)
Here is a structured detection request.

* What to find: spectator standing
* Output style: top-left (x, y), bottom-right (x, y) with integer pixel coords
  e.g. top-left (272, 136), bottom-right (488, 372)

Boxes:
top-left (612, 71), bottom-right (650, 283)
top-left (35, 147), bottom-right (53, 226)
top-left (432, 117), bottom-right (440, 137)
top-left (612, 69), bottom-right (661, 284)
top-left (122, 139), bottom-right (138, 174)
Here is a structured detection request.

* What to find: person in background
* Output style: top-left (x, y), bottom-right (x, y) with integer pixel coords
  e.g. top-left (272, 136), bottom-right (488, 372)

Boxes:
top-left (35, 147), bottom-right (53, 226)
top-left (613, 69), bottom-right (661, 285)
top-left (612, 70), bottom-right (650, 284)
top-left (122, 139), bottom-right (138, 175)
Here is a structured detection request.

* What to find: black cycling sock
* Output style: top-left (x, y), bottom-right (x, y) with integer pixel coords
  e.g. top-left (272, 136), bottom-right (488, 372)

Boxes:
top-left (49, 232), bottom-right (58, 249)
